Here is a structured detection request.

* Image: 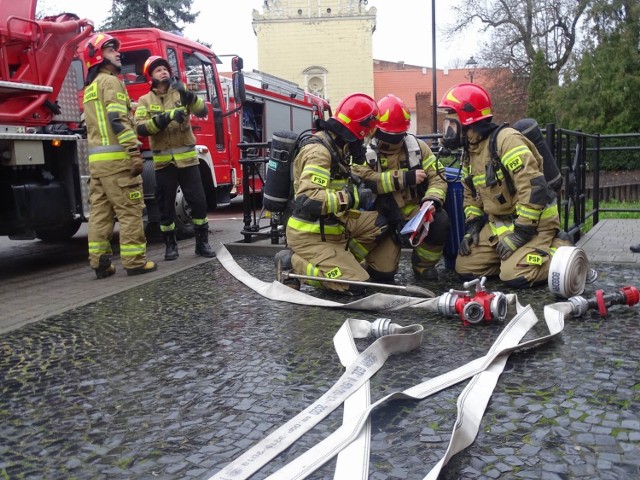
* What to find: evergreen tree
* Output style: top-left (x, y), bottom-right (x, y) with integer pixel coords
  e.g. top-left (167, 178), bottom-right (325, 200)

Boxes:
top-left (527, 50), bottom-right (554, 125)
top-left (557, 0), bottom-right (640, 133)
top-left (103, 0), bottom-right (197, 32)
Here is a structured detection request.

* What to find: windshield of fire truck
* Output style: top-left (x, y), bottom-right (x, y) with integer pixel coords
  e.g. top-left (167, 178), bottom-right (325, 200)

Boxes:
top-left (183, 52), bottom-right (221, 109)
top-left (119, 49), bottom-right (153, 85)
top-left (117, 49), bottom-right (222, 111)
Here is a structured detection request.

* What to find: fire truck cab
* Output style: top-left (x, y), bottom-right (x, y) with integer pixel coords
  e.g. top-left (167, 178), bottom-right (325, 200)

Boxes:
top-left (103, 28), bottom-right (238, 237)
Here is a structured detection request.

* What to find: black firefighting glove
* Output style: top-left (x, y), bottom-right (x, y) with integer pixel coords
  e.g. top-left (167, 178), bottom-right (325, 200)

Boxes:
top-left (153, 108), bottom-right (186, 129)
top-left (172, 80), bottom-right (198, 106)
top-left (404, 169), bottom-right (419, 186)
top-left (495, 224), bottom-right (537, 261)
top-left (458, 217), bottom-right (485, 256)
top-left (345, 184), bottom-right (375, 211)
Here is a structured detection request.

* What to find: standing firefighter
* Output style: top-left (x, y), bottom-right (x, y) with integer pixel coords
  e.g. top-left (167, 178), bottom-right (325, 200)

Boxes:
top-left (353, 94), bottom-right (450, 281)
top-left (83, 34), bottom-right (157, 278)
top-left (135, 56), bottom-right (215, 260)
top-left (278, 93), bottom-right (397, 294)
top-left (438, 83), bottom-right (570, 288)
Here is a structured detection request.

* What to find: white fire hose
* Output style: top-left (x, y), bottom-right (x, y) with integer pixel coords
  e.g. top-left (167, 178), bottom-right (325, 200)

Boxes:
top-left (548, 246), bottom-right (597, 298)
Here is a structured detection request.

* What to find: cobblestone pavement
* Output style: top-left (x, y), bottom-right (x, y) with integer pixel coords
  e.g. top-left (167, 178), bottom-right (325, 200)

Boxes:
top-left (1, 254), bottom-right (639, 479)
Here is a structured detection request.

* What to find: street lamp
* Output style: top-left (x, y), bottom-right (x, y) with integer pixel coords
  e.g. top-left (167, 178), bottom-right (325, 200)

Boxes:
top-left (465, 56), bottom-right (478, 83)
top-left (431, 0), bottom-right (437, 133)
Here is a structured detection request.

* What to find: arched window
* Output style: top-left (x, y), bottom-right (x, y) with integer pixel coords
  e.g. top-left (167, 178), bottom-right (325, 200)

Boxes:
top-left (303, 66), bottom-right (328, 100)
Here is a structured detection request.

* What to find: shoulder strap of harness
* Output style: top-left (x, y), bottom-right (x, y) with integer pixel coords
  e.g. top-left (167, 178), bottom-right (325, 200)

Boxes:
top-left (403, 134), bottom-right (422, 169)
top-left (303, 131), bottom-right (343, 176)
top-left (297, 131), bottom-right (344, 242)
top-left (487, 123), bottom-right (517, 196)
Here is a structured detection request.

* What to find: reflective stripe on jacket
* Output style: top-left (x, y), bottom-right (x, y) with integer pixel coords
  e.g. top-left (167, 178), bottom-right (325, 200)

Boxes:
top-left (135, 87), bottom-right (199, 170)
top-left (286, 131), bottom-right (349, 236)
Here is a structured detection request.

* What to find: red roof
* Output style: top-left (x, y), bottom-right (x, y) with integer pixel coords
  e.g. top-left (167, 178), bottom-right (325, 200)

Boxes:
top-left (373, 64), bottom-right (490, 110)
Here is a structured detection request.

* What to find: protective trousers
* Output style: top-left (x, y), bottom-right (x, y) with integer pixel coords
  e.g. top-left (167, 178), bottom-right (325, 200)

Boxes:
top-left (88, 172), bottom-right (147, 270)
top-left (455, 221), bottom-right (571, 288)
top-left (156, 164), bottom-right (208, 228)
top-left (288, 211), bottom-right (399, 293)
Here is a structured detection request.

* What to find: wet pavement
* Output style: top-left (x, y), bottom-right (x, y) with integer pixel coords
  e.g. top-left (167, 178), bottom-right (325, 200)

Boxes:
top-left (1, 252), bottom-right (639, 479)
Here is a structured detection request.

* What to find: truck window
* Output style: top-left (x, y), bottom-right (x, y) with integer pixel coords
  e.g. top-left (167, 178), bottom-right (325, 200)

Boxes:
top-left (120, 49), bottom-right (152, 84)
top-left (183, 52), bottom-right (225, 150)
top-left (167, 48), bottom-right (179, 80)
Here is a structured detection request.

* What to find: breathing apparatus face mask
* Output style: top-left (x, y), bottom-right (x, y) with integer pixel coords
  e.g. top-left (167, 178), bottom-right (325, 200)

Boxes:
top-left (348, 140), bottom-right (367, 165)
top-left (441, 116), bottom-right (465, 150)
top-left (346, 128), bottom-right (377, 164)
top-left (363, 128), bottom-right (376, 148)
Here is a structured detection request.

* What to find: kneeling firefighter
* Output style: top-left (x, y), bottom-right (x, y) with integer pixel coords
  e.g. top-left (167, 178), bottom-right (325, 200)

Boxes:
top-left (135, 55), bottom-right (215, 260)
top-left (278, 93), bottom-right (398, 294)
top-left (437, 83), bottom-right (571, 288)
top-left (352, 94), bottom-right (450, 281)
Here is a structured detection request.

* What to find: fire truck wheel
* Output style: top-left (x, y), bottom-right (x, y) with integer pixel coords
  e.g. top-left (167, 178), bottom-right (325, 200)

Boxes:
top-left (174, 186), bottom-right (195, 240)
top-left (36, 219), bottom-right (82, 242)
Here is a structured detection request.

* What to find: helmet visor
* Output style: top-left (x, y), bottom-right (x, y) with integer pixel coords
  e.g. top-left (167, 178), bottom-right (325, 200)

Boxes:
top-left (102, 39), bottom-right (119, 51)
top-left (359, 112), bottom-right (379, 129)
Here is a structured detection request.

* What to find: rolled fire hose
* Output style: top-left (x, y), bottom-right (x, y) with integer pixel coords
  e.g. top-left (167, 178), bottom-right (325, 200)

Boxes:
top-left (548, 246), bottom-right (595, 298)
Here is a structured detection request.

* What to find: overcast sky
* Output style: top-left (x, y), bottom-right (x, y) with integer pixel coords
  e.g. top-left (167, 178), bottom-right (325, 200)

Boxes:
top-left (38, 0), bottom-right (480, 71)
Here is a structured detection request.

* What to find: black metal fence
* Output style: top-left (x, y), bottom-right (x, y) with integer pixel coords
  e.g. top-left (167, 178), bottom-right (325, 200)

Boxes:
top-left (553, 128), bottom-right (640, 243)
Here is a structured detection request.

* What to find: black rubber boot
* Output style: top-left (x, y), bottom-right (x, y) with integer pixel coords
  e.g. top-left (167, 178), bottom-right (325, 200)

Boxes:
top-left (366, 266), bottom-right (396, 284)
top-left (94, 254), bottom-right (115, 279)
top-left (195, 225), bottom-right (215, 258)
top-left (411, 251), bottom-right (438, 281)
top-left (274, 249), bottom-right (300, 289)
top-left (163, 231), bottom-right (179, 261)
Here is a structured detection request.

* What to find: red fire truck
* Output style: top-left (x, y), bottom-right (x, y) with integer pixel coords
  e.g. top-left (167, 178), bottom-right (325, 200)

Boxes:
top-left (0, 0), bottom-right (330, 242)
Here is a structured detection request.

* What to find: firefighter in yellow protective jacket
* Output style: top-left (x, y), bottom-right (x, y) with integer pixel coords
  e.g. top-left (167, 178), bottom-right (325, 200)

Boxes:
top-left (278, 93), bottom-right (397, 294)
top-left (353, 94), bottom-right (450, 281)
top-left (83, 34), bottom-right (157, 278)
top-left (135, 56), bottom-right (215, 260)
top-left (437, 83), bottom-right (570, 288)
